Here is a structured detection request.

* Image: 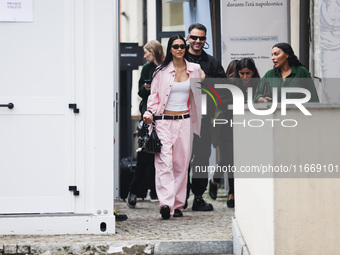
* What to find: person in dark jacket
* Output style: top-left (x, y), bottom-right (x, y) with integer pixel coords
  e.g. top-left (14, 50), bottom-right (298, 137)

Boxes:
top-left (126, 40), bottom-right (164, 208)
top-left (138, 40), bottom-right (165, 115)
top-left (185, 23), bottom-right (226, 211)
top-left (209, 58), bottom-right (260, 208)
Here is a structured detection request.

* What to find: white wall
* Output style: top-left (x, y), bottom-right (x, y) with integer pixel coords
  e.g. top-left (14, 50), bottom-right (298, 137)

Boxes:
top-left (120, 0), bottom-right (145, 117)
top-left (273, 108), bottom-right (340, 254)
top-left (147, 0), bottom-right (157, 40)
top-left (120, 0), bottom-right (144, 43)
top-left (233, 114), bottom-right (276, 255)
top-left (84, 0), bottom-right (116, 217)
top-left (234, 106), bottom-right (340, 255)
top-left (290, 0), bottom-right (300, 58)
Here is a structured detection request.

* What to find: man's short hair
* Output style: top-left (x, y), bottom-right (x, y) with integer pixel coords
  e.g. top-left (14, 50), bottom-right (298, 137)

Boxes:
top-left (188, 23), bottom-right (207, 34)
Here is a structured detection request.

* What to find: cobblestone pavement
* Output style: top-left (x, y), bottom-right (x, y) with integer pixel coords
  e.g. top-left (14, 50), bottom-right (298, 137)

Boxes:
top-left (0, 191), bottom-right (234, 254)
top-left (115, 192), bottom-right (234, 241)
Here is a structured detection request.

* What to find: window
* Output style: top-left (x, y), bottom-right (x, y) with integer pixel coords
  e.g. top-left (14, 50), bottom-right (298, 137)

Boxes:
top-left (161, 0), bottom-right (185, 32)
top-left (156, 0), bottom-right (185, 49)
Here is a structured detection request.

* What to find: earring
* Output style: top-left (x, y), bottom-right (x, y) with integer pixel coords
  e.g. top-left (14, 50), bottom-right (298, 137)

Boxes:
top-left (203, 41), bottom-right (210, 50)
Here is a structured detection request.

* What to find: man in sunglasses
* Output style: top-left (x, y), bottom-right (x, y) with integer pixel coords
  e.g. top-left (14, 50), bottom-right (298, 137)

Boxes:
top-left (186, 23), bottom-right (226, 212)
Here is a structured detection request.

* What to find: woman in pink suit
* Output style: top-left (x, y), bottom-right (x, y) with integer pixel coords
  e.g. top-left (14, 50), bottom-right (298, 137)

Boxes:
top-left (143, 34), bottom-right (203, 219)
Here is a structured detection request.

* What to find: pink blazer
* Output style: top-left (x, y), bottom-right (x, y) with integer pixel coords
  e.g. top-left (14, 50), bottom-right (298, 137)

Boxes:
top-left (144, 59), bottom-right (202, 136)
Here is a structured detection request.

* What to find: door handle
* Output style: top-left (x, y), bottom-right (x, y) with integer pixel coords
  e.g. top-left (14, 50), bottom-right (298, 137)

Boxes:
top-left (0, 103), bottom-right (14, 109)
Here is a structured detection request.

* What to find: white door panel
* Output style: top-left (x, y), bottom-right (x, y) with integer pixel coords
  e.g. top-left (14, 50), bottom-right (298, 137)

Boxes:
top-left (0, 0), bottom-right (76, 214)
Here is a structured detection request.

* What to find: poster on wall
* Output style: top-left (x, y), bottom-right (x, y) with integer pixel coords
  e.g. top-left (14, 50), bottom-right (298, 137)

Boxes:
top-left (319, 0), bottom-right (340, 103)
top-left (0, 0), bottom-right (33, 22)
top-left (220, 0), bottom-right (289, 76)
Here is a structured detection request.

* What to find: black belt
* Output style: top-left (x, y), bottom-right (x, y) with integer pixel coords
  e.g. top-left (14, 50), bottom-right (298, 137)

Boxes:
top-left (154, 114), bottom-right (190, 120)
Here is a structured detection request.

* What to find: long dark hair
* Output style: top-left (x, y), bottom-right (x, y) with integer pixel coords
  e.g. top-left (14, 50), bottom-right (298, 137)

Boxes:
top-left (235, 58), bottom-right (260, 78)
top-left (153, 34), bottom-right (188, 78)
top-left (272, 42), bottom-right (304, 68)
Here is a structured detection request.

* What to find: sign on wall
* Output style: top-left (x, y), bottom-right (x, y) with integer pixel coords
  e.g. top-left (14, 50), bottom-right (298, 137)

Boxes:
top-left (120, 43), bottom-right (144, 70)
top-left (0, 0), bottom-right (33, 22)
top-left (220, 0), bottom-right (289, 76)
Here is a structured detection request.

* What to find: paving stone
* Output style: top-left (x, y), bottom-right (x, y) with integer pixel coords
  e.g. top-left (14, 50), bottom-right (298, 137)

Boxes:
top-left (154, 240), bottom-right (233, 255)
top-left (0, 192), bottom-right (234, 254)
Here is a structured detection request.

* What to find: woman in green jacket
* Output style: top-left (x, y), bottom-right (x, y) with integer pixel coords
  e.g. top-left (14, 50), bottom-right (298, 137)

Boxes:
top-left (254, 42), bottom-right (319, 103)
top-left (138, 40), bottom-right (165, 115)
top-left (126, 40), bottom-right (164, 208)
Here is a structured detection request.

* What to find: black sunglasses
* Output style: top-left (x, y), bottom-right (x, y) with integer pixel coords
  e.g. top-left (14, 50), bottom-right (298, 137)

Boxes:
top-left (171, 44), bottom-right (186, 50)
top-left (189, 35), bottom-right (206, 41)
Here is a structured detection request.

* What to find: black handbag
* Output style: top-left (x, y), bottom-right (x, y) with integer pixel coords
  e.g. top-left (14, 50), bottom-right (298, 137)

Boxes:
top-left (136, 120), bottom-right (148, 138)
top-left (137, 121), bottom-right (162, 153)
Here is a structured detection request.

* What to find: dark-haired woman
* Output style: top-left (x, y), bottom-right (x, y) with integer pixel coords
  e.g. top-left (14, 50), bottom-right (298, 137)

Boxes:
top-left (235, 58), bottom-right (260, 103)
top-left (210, 58), bottom-right (260, 208)
top-left (143, 35), bottom-right (203, 219)
top-left (254, 42), bottom-right (319, 103)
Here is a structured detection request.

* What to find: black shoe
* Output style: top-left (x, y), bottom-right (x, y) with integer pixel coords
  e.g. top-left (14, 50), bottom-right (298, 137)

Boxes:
top-left (173, 209), bottom-right (183, 217)
top-left (114, 209), bottom-right (128, 221)
top-left (209, 179), bottom-right (218, 200)
top-left (126, 193), bottom-right (137, 208)
top-left (160, 205), bottom-right (171, 219)
top-left (227, 199), bottom-right (235, 208)
top-left (192, 195), bottom-right (214, 211)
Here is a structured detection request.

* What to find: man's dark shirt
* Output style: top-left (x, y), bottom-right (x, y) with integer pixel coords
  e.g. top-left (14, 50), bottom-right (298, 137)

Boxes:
top-left (187, 50), bottom-right (225, 78)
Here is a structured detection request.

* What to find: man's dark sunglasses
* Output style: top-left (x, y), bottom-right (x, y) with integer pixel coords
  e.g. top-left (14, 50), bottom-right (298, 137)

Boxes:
top-left (171, 44), bottom-right (186, 50)
top-left (189, 35), bottom-right (206, 41)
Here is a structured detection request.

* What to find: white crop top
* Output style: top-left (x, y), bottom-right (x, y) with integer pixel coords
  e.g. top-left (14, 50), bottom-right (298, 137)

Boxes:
top-left (165, 79), bottom-right (190, 111)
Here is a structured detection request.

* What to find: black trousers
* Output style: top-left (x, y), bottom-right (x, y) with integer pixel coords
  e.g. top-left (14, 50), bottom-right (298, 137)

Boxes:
top-left (187, 110), bottom-right (235, 197)
top-left (188, 115), bottom-right (212, 197)
top-left (212, 111), bottom-right (234, 195)
top-left (129, 151), bottom-right (157, 197)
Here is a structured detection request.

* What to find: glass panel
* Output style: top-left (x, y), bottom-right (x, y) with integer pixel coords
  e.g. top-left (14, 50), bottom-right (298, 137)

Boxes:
top-left (162, 0), bottom-right (184, 32)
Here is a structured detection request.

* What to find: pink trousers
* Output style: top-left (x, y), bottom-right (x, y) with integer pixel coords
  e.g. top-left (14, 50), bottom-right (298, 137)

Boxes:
top-left (154, 117), bottom-right (191, 215)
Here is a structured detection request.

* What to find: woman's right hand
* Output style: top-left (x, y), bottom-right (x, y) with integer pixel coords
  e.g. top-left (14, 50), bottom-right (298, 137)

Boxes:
top-left (257, 96), bottom-right (272, 103)
top-left (143, 111), bottom-right (153, 125)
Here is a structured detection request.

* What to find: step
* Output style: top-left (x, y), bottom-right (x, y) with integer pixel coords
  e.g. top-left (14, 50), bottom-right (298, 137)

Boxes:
top-left (0, 240), bottom-right (233, 255)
